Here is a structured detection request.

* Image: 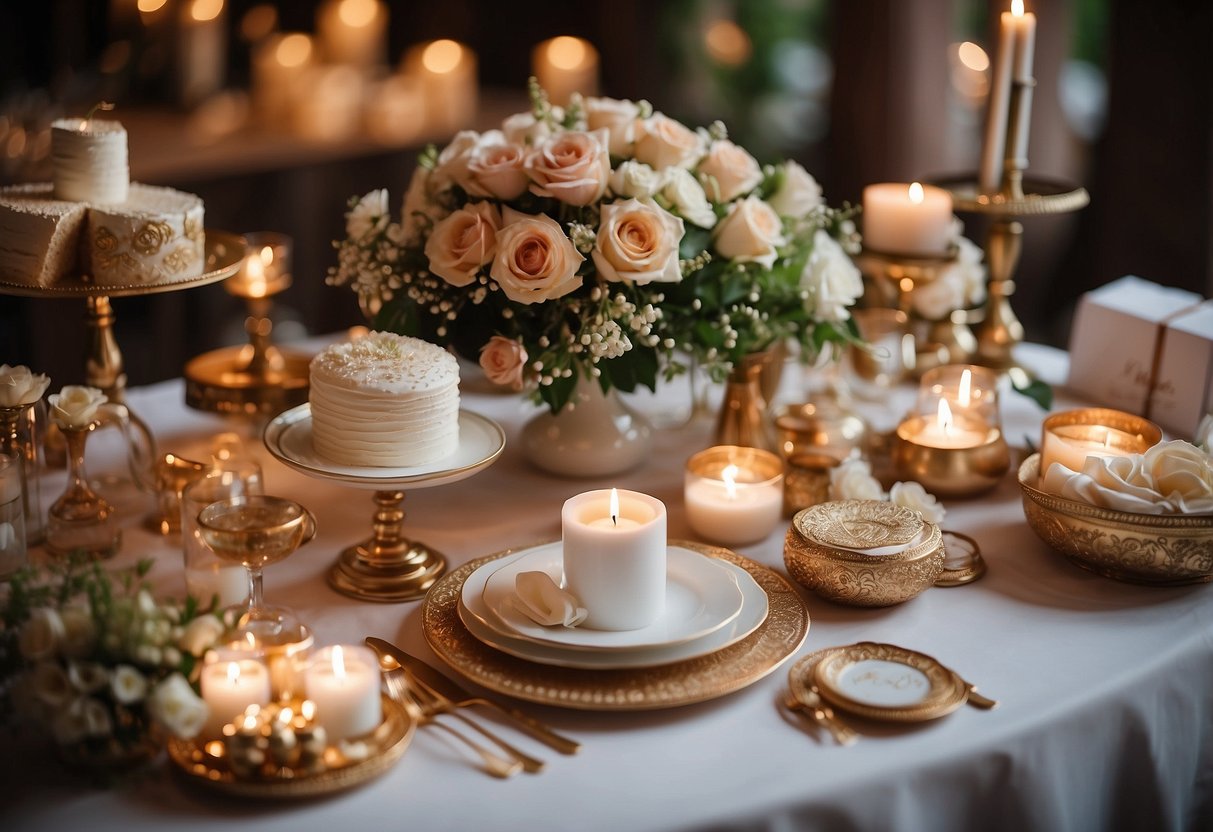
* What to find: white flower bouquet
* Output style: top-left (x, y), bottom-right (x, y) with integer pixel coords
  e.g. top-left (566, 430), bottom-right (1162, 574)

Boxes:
top-left (0, 556), bottom-right (224, 770)
top-left (329, 80), bottom-right (862, 413)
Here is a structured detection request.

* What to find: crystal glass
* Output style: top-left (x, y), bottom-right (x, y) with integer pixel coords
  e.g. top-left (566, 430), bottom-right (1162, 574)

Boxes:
top-left (0, 402), bottom-right (45, 545)
top-left (182, 462), bottom-right (263, 609)
top-left (46, 422), bottom-right (122, 559)
top-left (197, 496), bottom-right (315, 644)
top-left (0, 453), bottom-right (27, 577)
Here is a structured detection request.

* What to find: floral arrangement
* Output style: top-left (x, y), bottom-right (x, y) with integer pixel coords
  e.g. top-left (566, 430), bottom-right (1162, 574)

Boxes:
top-left (1, 557), bottom-right (224, 766)
top-left (329, 80), bottom-right (862, 413)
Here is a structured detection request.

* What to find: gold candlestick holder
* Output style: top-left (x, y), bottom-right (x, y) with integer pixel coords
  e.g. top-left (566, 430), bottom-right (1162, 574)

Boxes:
top-left (185, 232), bottom-right (311, 418)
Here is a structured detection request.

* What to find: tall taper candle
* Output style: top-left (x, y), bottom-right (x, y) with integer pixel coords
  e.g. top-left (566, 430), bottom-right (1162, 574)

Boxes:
top-left (1006, 1), bottom-right (1037, 170)
top-left (979, 7), bottom-right (1016, 194)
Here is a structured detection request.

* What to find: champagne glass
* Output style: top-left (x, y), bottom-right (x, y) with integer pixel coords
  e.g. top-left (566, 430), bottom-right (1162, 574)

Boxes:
top-left (197, 495), bottom-right (315, 644)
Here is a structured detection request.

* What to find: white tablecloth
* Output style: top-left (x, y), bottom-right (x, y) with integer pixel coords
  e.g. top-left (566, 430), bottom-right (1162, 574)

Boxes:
top-left (6, 343), bottom-right (1213, 832)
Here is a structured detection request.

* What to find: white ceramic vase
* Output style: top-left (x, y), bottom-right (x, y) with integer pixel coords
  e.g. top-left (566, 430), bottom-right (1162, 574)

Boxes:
top-left (521, 377), bottom-right (653, 477)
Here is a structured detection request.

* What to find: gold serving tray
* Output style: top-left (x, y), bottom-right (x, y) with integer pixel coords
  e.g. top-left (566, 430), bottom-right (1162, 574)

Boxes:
top-left (167, 693), bottom-right (415, 798)
top-left (423, 540), bottom-right (810, 711)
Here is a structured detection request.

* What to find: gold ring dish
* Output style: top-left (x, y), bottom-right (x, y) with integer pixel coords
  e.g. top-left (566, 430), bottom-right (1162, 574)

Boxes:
top-left (784, 500), bottom-right (944, 607)
top-left (167, 693), bottom-right (416, 798)
top-left (422, 541), bottom-right (810, 711)
top-left (1017, 454), bottom-right (1213, 586)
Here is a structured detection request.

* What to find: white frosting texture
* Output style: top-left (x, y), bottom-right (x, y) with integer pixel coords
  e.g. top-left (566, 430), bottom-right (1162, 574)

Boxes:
top-left (87, 183), bottom-right (205, 285)
top-left (0, 184), bottom-right (88, 287)
top-left (51, 118), bottom-right (129, 205)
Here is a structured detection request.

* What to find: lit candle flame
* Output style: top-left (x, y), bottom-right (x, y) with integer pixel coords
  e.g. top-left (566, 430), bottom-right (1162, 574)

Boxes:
top-left (278, 707), bottom-right (294, 725)
top-left (422, 39), bottom-right (463, 74)
top-left (244, 253), bottom-right (267, 297)
top-left (301, 700), bottom-right (317, 721)
top-left (338, 0), bottom-right (377, 28)
top-left (547, 36), bottom-right (588, 70)
top-left (226, 661), bottom-right (241, 684)
top-left (721, 464), bottom-right (739, 500)
top-left (959, 368), bottom-right (972, 408)
top-left (331, 645), bottom-right (346, 680)
top-left (1011, 0), bottom-right (1025, 17)
top-left (242, 713), bottom-right (259, 732)
top-left (245, 632), bottom-right (257, 649)
top-left (276, 33), bottom-right (313, 68)
top-left (609, 487), bottom-right (619, 526)
top-left (190, 0), bottom-right (224, 23)
top-left (908, 182), bottom-right (925, 204)
top-left (937, 398), bottom-right (954, 437)
top-left (260, 245), bottom-right (274, 266)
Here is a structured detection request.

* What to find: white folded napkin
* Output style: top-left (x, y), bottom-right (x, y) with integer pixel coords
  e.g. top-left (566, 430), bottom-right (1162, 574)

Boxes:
top-left (506, 571), bottom-right (588, 628)
top-left (1040, 440), bottom-right (1213, 514)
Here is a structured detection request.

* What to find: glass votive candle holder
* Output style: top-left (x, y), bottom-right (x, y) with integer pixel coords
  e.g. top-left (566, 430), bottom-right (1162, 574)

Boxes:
top-left (846, 308), bottom-right (913, 398)
top-left (782, 452), bottom-right (841, 518)
top-left (685, 446), bottom-right (784, 546)
top-left (917, 364), bottom-right (1001, 426)
top-left (892, 403), bottom-right (1010, 498)
top-left (1038, 408), bottom-right (1161, 482)
top-left (305, 645), bottom-right (383, 743)
top-left (774, 402), bottom-right (868, 463)
top-left (225, 231), bottom-right (292, 300)
top-left (219, 626), bottom-right (315, 702)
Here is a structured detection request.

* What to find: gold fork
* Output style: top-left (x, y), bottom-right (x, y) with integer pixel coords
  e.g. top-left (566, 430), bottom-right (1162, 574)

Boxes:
top-left (379, 657), bottom-right (522, 778)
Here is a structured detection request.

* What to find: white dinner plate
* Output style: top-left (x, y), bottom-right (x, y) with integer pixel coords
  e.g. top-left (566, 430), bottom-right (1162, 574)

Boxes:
top-left (478, 543), bottom-right (744, 652)
top-left (457, 551), bottom-right (769, 670)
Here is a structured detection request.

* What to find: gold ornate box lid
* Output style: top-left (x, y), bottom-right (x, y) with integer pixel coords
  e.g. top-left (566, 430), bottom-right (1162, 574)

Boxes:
top-left (792, 500), bottom-right (923, 550)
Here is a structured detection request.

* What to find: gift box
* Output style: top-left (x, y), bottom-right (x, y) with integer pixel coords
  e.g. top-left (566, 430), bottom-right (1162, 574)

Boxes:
top-left (1148, 300), bottom-right (1213, 438)
top-left (1067, 276), bottom-right (1202, 416)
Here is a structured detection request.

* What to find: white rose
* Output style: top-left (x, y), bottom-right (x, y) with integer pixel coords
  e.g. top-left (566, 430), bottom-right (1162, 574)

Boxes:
top-left (768, 161), bottom-right (823, 219)
top-left (502, 111), bottom-right (553, 146)
top-left (1143, 440), bottom-right (1213, 511)
top-left (713, 197), bottom-right (785, 268)
top-left (51, 700), bottom-right (90, 745)
top-left (0, 364), bottom-right (51, 407)
top-left (526, 129), bottom-right (611, 206)
top-left (801, 230), bottom-right (863, 323)
top-left (479, 336), bottom-right (528, 391)
top-left (584, 96), bottom-right (641, 156)
top-left (31, 661), bottom-right (73, 708)
top-left (465, 137), bottom-right (530, 200)
top-left (430, 129), bottom-right (481, 192)
top-left (67, 661), bottom-right (109, 694)
top-left (162, 646), bottom-right (182, 668)
top-left (661, 168), bottom-right (717, 229)
top-left (59, 604), bottom-right (95, 659)
top-left (634, 113), bottom-right (705, 171)
top-left (914, 234), bottom-right (985, 320)
top-left (424, 201), bottom-right (501, 288)
top-left (19, 607), bottom-right (65, 661)
top-left (135, 644), bottom-right (163, 666)
top-left (345, 189), bottom-right (389, 241)
top-left (591, 198), bottom-right (685, 285)
top-left (178, 615), bottom-right (226, 657)
top-left (490, 208), bottom-right (585, 305)
top-left (148, 673), bottom-right (208, 740)
top-left (111, 664), bottom-right (149, 704)
top-left (697, 139), bottom-right (763, 202)
top-left (1197, 415), bottom-right (1213, 454)
top-left (829, 458), bottom-right (886, 502)
top-left (48, 385), bottom-right (107, 429)
top-left (889, 481), bottom-right (946, 525)
top-left (608, 160), bottom-right (662, 199)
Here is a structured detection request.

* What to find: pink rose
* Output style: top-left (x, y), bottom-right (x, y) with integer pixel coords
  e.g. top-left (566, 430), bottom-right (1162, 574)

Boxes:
top-left (713, 197), bottom-right (786, 268)
top-left (490, 207), bottom-right (585, 304)
top-left (479, 336), bottom-right (528, 390)
top-left (465, 138), bottom-right (529, 200)
top-left (584, 96), bottom-right (641, 156)
top-left (591, 198), bottom-right (685, 285)
top-left (633, 113), bottom-right (704, 171)
top-left (424, 201), bottom-right (501, 287)
top-left (525, 129), bottom-right (611, 206)
top-left (697, 139), bottom-right (763, 202)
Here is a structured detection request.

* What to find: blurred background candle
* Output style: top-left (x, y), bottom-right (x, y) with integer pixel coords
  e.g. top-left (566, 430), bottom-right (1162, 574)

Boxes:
top-left (365, 74), bottom-right (426, 144)
top-left (293, 64), bottom-right (365, 142)
top-left (862, 182), bottom-right (953, 256)
top-left (251, 32), bottom-right (315, 127)
top-left (1039, 408), bottom-right (1161, 481)
top-left (178, 0), bottom-right (227, 108)
top-left (200, 657), bottom-right (271, 738)
top-left (684, 446), bottom-right (783, 545)
top-left (226, 232), bottom-right (291, 299)
top-left (305, 645), bottom-right (381, 741)
top-left (403, 39), bottom-right (477, 136)
top-left (316, 0), bottom-right (387, 68)
top-left (532, 36), bottom-right (600, 107)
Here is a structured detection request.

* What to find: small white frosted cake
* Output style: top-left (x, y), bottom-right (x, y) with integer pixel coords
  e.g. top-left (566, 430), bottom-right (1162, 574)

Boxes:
top-left (309, 332), bottom-right (460, 467)
top-left (87, 183), bottom-right (205, 286)
top-left (51, 118), bottom-right (129, 205)
top-left (0, 184), bottom-right (88, 287)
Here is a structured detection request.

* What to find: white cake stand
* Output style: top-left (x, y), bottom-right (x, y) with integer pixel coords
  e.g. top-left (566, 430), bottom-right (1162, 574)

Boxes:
top-left (264, 403), bottom-right (506, 603)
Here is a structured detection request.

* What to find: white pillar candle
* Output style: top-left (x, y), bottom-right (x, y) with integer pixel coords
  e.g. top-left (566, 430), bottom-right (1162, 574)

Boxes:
top-left (305, 645), bottom-right (382, 741)
top-left (861, 182), bottom-right (953, 256)
top-left (50, 118), bottom-right (129, 205)
top-left (292, 64), bottom-right (365, 142)
top-left (1006, 0), bottom-right (1037, 170)
top-left (402, 39), bottom-right (478, 136)
top-left (684, 462), bottom-right (783, 546)
top-left (251, 32), bottom-right (315, 127)
top-left (200, 658), bottom-right (271, 738)
top-left (316, 0), bottom-right (387, 67)
top-left (365, 74), bottom-right (427, 144)
top-left (1039, 424), bottom-right (1140, 480)
top-left (186, 563), bottom-right (250, 608)
top-left (178, 0), bottom-right (228, 108)
top-left (562, 488), bottom-right (667, 631)
top-left (909, 400), bottom-right (989, 450)
top-left (532, 36), bottom-right (600, 107)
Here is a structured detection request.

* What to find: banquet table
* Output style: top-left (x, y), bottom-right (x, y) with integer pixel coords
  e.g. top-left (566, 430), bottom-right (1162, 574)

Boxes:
top-left (4, 341), bottom-right (1212, 832)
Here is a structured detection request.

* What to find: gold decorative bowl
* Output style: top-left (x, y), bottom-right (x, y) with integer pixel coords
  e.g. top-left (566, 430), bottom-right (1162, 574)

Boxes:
top-left (1017, 454), bottom-right (1213, 585)
top-left (784, 500), bottom-right (944, 606)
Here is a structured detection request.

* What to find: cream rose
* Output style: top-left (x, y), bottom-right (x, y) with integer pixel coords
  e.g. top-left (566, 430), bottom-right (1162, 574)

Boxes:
top-left (713, 197), bottom-right (785, 268)
top-left (19, 607), bottom-right (65, 661)
top-left (889, 481), bottom-right (946, 525)
top-left (345, 189), bottom-right (389, 241)
top-left (697, 139), bottom-right (763, 202)
top-left (479, 336), bottom-right (528, 391)
top-left (490, 208), bottom-right (585, 304)
top-left (591, 198), bottom-right (685, 285)
top-left (801, 230), bottom-right (863, 323)
top-left (0, 364), bottom-right (51, 407)
top-left (178, 614), bottom-right (226, 657)
top-left (32, 661), bottom-right (73, 708)
top-left (502, 111), bottom-right (554, 146)
top-left (429, 129), bottom-right (481, 192)
top-left (608, 161), bottom-right (662, 199)
top-left (148, 672), bottom-right (208, 740)
top-left (465, 138), bottom-right (530, 200)
top-left (634, 113), bottom-right (705, 171)
top-left (829, 458), bottom-right (886, 502)
top-left (1143, 440), bottom-right (1213, 510)
top-left (661, 168), bottom-right (717, 229)
top-left (769, 161), bottom-right (823, 219)
top-left (584, 96), bottom-right (641, 156)
top-left (48, 385), bottom-right (107, 429)
top-left (111, 664), bottom-right (148, 705)
top-left (526, 129), bottom-right (611, 205)
top-left (425, 202), bottom-right (501, 288)
top-left (1196, 414), bottom-right (1213, 454)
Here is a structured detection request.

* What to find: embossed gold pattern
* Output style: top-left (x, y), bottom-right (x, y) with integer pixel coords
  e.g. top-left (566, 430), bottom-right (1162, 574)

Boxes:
top-left (1018, 454), bottom-right (1213, 586)
top-left (132, 220), bottom-right (174, 255)
top-left (422, 541), bottom-right (810, 711)
top-left (795, 500), bottom-right (923, 550)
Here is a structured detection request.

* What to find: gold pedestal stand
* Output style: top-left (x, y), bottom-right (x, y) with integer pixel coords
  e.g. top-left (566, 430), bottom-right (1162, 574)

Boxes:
top-left (327, 490), bottom-right (448, 602)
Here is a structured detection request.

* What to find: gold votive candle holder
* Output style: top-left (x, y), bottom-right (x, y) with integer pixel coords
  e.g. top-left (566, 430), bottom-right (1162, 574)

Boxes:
top-left (774, 401), bottom-right (868, 463)
top-left (1038, 408), bottom-right (1161, 483)
top-left (918, 364), bottom-right (1001, 425)
top-left (892, 414), bottom-right (1010, 498)
top-left (684, 445), bottom-right (784, 546)
top-left (782, 452), bottom-right (840, 518)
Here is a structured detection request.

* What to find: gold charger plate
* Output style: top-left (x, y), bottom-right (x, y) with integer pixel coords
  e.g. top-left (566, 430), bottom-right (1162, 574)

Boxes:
top-left (167, 693), bottom-right (415, 798)
top-left (423, 540), bottom-right (810, 711)
top-left (796, 642), bottom-right (967, 722)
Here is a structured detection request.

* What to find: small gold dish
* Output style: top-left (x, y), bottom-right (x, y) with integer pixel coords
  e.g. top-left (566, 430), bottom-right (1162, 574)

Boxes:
top-left (784, 500), bottom-right (944, 606)
top-left (1017, 454), bottom-right (1213, 586)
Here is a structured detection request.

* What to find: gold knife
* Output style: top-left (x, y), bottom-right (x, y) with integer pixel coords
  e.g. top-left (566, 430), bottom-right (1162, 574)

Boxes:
top-left (365, 637), bottom-right (581, 754)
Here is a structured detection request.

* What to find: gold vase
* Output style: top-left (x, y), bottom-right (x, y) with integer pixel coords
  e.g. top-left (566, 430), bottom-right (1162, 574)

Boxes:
top-left (713, 351), bottom-right (776, 451)
top-left (45, 423), bottom-right (122, 559)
